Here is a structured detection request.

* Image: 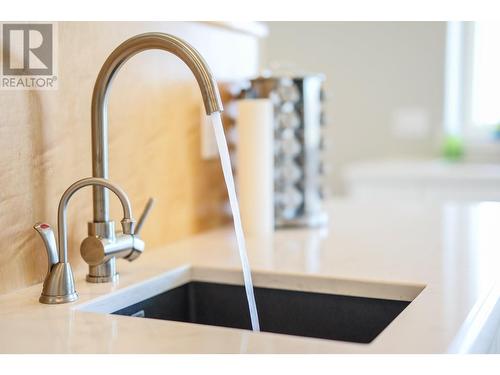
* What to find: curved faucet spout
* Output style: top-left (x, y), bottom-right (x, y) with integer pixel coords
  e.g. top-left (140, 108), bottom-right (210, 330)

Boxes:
top-left (57, 177), bottom-right (135, 264)
top-left (91, 32), bottom-right (224, 222)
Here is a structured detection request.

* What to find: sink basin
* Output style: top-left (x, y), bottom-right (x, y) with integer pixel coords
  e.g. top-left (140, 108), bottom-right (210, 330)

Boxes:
top-left (78, 266), bottom-right (424, 344)
top-left (113, 281), bottom-right (411, 343)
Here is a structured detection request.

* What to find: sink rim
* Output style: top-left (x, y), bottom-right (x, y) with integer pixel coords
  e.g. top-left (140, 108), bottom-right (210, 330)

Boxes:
top-left (75, 264), bottom-right (426, 315)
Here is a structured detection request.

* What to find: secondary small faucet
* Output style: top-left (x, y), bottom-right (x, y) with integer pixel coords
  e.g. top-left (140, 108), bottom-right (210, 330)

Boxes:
top-left (34, 177), bottom-right (141, 304)
top-left (87, 32), bottom-right (223, 282)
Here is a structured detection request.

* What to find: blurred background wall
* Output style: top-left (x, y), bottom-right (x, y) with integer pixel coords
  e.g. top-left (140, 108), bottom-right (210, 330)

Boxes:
top-left (260, 22), bottom-right (447, 194)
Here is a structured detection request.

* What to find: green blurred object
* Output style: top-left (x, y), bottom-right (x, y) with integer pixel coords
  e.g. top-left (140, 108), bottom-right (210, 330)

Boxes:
top-left (442, 135), bottom-right (464, 161)
top-left (493, 122), bottom-right (500, 140)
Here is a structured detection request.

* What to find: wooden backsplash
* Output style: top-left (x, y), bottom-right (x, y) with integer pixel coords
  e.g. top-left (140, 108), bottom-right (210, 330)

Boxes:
top-left (0, 22), bottom-right (259, 295)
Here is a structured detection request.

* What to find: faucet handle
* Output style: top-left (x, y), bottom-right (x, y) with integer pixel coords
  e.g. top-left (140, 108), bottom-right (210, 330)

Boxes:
top-left (34, 222), bottom-right (77, 304)
top-left (33, 223), bottom-right (59, 271)
top-left (134, 197), bottom-right (155, 235)
top-left (122, 198), bottom-right (153, 262)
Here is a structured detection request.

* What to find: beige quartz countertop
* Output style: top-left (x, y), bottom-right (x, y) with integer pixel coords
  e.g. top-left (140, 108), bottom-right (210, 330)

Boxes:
top-left (1, 198), bottom-right (500, 353)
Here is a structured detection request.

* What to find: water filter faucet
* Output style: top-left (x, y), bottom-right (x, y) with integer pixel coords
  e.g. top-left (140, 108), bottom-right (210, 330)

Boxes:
top-left (34, 177), bottom-right (140, 304)
top-left (88, 32), bottom-right (223, 282)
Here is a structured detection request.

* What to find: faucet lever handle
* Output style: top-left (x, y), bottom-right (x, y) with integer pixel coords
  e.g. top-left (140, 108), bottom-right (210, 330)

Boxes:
top-left (134, 197), bottom-right (154, 236)
top-left (33, 223), bottom-right (59, 271)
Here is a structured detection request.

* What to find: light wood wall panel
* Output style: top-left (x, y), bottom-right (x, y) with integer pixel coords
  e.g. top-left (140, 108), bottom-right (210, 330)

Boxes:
top-left (0, 22), bottom-right (259, 295)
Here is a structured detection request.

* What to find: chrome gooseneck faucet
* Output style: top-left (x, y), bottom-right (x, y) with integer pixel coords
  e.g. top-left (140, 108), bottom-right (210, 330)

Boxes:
top-left (87, 33), bottom-right (224, 282)
top-left (34, 177), bottom-right (139, 304)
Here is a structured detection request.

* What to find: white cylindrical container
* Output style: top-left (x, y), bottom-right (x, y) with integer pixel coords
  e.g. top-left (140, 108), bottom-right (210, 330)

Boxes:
top-left (236, 98), bottom-right (274, 236)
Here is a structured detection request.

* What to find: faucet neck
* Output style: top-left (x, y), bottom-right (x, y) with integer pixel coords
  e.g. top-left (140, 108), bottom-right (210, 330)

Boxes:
top-left (57, 177), bottom-right (134, 263)
top-left (91, 32), bottom-right (223, 222)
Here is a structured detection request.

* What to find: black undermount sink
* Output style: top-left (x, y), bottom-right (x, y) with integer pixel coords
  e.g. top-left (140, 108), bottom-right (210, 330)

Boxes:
top-left (113, 281), bottom-right (410, 343)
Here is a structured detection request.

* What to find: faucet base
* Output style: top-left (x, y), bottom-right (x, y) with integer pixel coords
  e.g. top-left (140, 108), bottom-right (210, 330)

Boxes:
top-left (39, 292), bottom-right (78, 304)
top-left (86, 273), bottom-right (119, 283)
top-left (86, 257), bottom-right (118, 283)
top-left (39, 262), bottom-right (78, 304)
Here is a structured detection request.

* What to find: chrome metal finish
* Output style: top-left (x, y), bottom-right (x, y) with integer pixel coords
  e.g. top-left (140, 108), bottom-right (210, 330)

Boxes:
top-left (87, 221), bottom-right (116, 238)
top-left (38, 263), bottom-right (77, 304)
top-left (34, 223), bottom-right (58, 273)
top-left (34, 177), bottom-right (135, 304)
top-left (60, 178), bottom-right (134, 259)
top-left (81, 198), bottom-right (152, 282)
top-left (91, 33), bottom-right (223, 223)
top-left (87, 33), bottom-right (221, 282)
top-left (135, 198), bottom-right (155, 235)
top-left (87, 260), bottom-right (118, 283)
top-left (243, 74), bottom-right (328, 228)
top-left (80, 233), bottom-right (144, 266)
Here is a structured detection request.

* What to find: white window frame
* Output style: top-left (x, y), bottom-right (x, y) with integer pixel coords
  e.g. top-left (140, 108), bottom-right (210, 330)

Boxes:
top-left (443, 21), bottom-right (500, 160)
